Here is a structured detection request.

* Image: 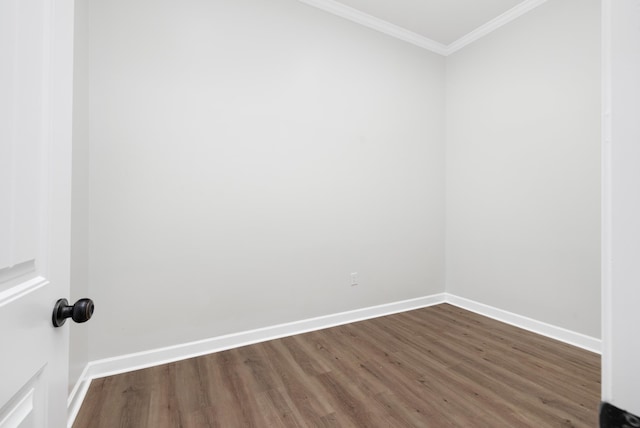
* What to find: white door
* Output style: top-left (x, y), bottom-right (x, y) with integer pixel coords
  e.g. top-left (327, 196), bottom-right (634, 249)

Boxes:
top-left (0, 0), bottom-right (75, 427)
top-left (601, 0), bottom-right (640, 418)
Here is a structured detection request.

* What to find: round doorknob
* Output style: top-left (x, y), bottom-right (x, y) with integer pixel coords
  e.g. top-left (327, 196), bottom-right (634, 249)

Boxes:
top-left (52, 298), bottom-right (95, 327)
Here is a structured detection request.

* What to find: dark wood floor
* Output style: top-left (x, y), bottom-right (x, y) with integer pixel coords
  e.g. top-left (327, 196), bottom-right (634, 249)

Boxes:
top-left (73, 304), bottom-right (600, 427)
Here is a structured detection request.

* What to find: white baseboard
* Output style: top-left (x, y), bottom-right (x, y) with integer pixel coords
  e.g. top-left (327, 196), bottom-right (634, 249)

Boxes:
top-left (67, 294), bottom-right (444, 426)
top-left (68, 291), bottom-right (601, 426)
top-left (67, 364), bottom-right (92, 428)
top-left (444, 293), bottom-right (602, 354)
top-left (84, 293), bottom-right (446, 381)
top-left (65, 295), bottom-right (436, 425)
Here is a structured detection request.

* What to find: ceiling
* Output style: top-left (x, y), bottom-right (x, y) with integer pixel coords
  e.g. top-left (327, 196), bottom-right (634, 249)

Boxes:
top-left (299, 0), bottom-right (547, 55)
top-left (333, 0), bottom-right (526, 45)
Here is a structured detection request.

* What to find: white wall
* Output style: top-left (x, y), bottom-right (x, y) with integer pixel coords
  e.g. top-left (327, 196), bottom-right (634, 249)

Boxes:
top-left (87, 0), bottom-right (446, 360)
top-left (69, 0), bottom-right (90, 391)
top-left (602, 0), bottom-right (640, 416)
top-left (76, 0), bottom-right (602, 365)
top-left (446, 0), bottom-right (601, 338)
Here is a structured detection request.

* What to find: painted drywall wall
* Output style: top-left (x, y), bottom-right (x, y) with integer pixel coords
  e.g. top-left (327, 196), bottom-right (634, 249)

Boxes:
top-left (69, 0), bottom-right (90, 391)
top-left (602, 0), bottom-right (640, 416)
top-left (87, 0), bottom-right (446, 359)
top-left (445, 0), bottom-right (601, 338)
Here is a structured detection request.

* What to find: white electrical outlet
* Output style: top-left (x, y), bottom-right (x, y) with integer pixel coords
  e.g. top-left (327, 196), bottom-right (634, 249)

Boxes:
top-left (350, 272), bottom-right (358, 286)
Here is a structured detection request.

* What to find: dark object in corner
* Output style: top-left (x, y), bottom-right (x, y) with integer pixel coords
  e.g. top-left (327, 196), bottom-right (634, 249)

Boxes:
top-left (601, 402), bottom-right (640, 428)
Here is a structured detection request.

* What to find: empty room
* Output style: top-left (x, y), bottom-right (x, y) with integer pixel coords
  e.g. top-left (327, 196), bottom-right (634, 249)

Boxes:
top-left (1, 0), bottom-right (639, 427)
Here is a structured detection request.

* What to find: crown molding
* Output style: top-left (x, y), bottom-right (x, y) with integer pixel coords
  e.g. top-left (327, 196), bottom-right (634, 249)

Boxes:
top-left (299, 0), bottom-right (549, 56)
top-left (299, 0), bottom-right (449, 55)
top-left (446, 0), bottom-right (549, 54)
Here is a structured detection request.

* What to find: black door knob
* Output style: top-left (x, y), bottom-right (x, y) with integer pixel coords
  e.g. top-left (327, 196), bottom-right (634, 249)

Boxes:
top-left (52, 298), bottom-right (95, 327)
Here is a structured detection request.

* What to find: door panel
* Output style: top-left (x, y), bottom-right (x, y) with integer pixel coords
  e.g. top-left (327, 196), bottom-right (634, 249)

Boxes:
top-left (0, 0), bottom-right (43, 291)
top-left (0, 368), bottom-right (46, 428)
top-left (0, 0), bottom-right (74, 426)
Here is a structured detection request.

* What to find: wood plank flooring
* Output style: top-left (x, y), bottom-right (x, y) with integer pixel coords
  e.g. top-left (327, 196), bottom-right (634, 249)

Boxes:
top-left (73, 304), bottom-right (600, 427)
